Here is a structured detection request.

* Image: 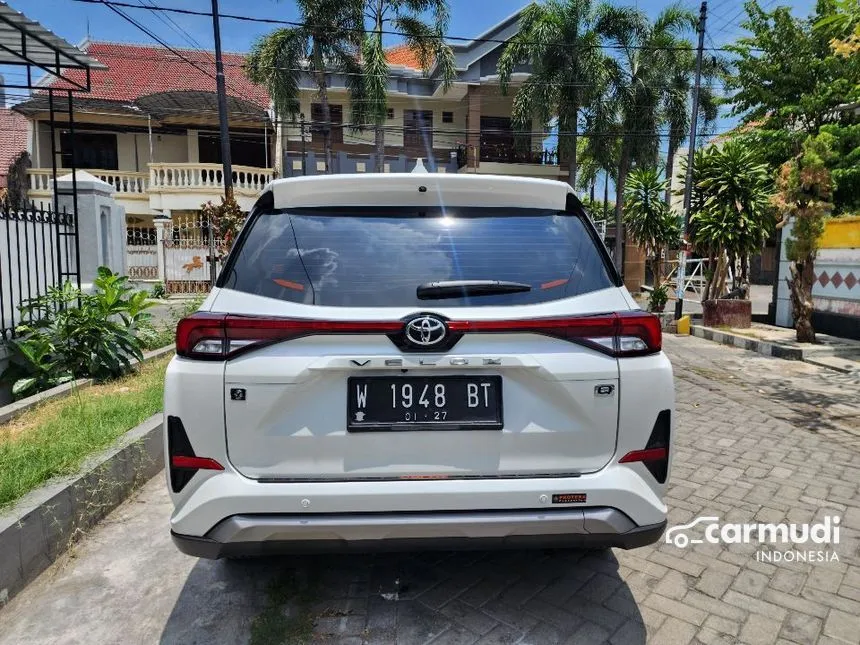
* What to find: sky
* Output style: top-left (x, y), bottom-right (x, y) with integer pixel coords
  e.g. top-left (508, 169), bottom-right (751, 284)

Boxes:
top-left (1, 0), bottom-right (819, 156)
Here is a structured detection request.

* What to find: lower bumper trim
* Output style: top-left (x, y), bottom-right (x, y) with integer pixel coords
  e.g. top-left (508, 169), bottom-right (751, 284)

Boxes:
top-left (171, 507), bottom-right (667, 559)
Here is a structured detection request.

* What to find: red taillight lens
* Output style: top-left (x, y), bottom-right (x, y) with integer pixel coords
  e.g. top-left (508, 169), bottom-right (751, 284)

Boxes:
top-left (175, 313), bottom-right (403, 359)
top-left (175, 311), bottom-right (661, 360)
top-left (449, 311), bottom-right (660, 357)
top-left (615, 311), bottom-right (662, 356)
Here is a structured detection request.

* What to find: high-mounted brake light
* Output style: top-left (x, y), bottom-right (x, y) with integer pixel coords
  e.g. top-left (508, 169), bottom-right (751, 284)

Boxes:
top-left (175, 311), bottom-right (661, 360)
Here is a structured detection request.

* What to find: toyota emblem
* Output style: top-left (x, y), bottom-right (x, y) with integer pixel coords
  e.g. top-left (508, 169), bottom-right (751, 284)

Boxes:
top-left (404, 315), bottom-right (447, 347)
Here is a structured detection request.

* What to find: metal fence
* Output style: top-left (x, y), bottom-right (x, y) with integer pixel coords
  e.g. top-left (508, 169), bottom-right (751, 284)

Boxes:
top-left (0, 201), bottom-right (79, 340)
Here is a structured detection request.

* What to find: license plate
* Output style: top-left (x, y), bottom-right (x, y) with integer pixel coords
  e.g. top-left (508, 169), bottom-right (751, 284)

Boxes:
top-left (347, 376), bottom-right (503, 431)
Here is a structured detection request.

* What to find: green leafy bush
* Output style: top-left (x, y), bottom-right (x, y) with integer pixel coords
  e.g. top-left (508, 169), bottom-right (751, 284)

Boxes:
top-left (648, 284), bottom-right (670, 312)
top-left (1, 268), bottom-right (154, 399)
top-left (150, 281), bottom-right (167, 299)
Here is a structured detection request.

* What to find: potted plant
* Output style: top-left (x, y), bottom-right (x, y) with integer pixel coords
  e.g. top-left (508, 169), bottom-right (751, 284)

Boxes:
top-left (648, 284), bottom-right (669, 312)
top-left (688, 142), bottom-right (773, 328)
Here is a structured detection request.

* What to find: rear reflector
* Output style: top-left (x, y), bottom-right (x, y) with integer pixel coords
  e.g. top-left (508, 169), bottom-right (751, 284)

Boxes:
top-left (619, 410), bottom-right (671, 483)
top-left (171, 455), bottom-right (225, 471)
top-left (175, 311), bottom-right (661, 360)
top-left (618, 447), bottom-right (668, 463)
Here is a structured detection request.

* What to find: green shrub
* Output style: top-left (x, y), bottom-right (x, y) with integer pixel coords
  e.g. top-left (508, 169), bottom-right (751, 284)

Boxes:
top-left (1, 267), bottom-right (154, 399)
top-left (150, 281), bottom-right (167, 299)
top-left (647, 284), bottom-right (670, 312)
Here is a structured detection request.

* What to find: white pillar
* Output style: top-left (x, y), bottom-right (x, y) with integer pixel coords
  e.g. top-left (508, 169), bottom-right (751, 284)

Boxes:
top-left (154, 216), bottom-right (170, 283)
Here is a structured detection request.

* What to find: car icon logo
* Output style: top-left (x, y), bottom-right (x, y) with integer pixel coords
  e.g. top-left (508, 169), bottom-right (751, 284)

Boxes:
top-left (665, 516), bottom-right (720, 548)
top-left (404, 315), bottom-right (447, 347)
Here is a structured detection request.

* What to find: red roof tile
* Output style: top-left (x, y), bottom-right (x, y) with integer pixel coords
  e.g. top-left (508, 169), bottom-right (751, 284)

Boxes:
top-left (0, 108), bottom-right (28, 187)
top-left (45, 41), bottom-right (269, 108)
top-left (385, 44), bottom-right (427, 70)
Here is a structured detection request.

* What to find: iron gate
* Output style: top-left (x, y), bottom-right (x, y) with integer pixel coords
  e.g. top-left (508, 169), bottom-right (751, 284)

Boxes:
top-left (1, 201), bottom-right (79, 340)
top-left (163, 213), bottom-right (223, 294)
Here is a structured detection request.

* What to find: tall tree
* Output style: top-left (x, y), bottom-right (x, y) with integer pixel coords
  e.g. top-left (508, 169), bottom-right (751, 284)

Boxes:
top-left (360, 0), bottom-right (456, 171)
top-left (498, 0), bottom-right (608, 187)
top-left (598, 2), bottom-right (696, 270)
top-left (772, 135), bottom-right (834, 342)
top-left (244, 0), bottom-right (364, 173)
top-left (726, 0), bottom-right (859, 134)
top-left (580, 67), bottom-right (621, 224)
top-left (662, 51), bottom-right (727, 206)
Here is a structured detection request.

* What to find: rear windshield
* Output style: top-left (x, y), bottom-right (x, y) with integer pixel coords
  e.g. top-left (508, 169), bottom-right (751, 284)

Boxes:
top-left (221, 207), bottom-right (614, 307)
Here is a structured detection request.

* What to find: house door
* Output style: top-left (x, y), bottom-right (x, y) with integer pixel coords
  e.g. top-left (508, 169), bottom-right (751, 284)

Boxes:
top-left (479, 116), bottom-right (515, 162)
top-left (403, 110), bottom-right (433, 154)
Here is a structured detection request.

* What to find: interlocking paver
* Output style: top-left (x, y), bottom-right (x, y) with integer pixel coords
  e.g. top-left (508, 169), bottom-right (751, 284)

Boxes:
top-left (778, 612), bottom-right (823, 644)
top-left (740, 614), bottom-right (785, 645)
top-left (650, 616), bottom-right (697, 645)
top-left (1, 334), bottom-right (859, 645)
top-left (823, 609), bottom-right (860, 644)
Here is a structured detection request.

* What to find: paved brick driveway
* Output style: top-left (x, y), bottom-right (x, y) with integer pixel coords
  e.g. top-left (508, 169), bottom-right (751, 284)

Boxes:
top-left (0, 335), bottom-right (858, 645)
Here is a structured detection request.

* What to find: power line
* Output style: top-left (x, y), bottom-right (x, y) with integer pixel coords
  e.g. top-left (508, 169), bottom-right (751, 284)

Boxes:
top-left (71, 0), bottom-right (765, 54)
top-left (92, 0), bottom-right (262, 108)
top-left (136, 0), bottom-right (212, 57)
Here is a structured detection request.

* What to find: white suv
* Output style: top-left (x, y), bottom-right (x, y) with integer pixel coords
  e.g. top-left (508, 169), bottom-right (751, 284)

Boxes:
top-left (164, 173), bottom-right (674, 558)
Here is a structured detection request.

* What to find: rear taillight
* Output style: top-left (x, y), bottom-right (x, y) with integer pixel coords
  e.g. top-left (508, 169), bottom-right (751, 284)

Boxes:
top-left (175, 313), bottom-right (402, 360)
top-left (448, 311), bottom-right (661, 357)
top-left (175, 311), bottom-right (661, 360)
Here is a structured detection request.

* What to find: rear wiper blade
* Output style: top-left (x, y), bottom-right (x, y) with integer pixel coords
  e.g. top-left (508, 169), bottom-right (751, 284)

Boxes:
top-left (417, 280), bottom-right (532, 300)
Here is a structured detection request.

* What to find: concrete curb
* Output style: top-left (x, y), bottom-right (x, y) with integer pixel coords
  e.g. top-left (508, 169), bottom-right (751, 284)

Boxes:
top-left (690, 325), bottom-right (803, 359)
top-left (0, 414), bottom-right (164, 607)
top-left (0, 344), bottom-right (174, 425)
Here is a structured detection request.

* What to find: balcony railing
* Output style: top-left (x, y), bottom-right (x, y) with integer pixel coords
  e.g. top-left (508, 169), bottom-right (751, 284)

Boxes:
top-left (478, 144), bottom-right (561, 165)
top-left (28, 168), bottom-right (149, 196)
top-left (149, 163), bottom-right (273, 195)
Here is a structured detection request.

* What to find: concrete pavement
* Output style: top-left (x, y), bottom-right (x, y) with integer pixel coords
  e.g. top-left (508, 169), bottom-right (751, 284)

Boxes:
top-left (0, 335), bottom-right (858, 645)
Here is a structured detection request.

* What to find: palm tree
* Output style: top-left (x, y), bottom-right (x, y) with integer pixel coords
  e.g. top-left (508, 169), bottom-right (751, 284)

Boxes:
top-left (244, 0), bottom-right (364, 173)
top-left (580, 67), bottom-right (621, 223)
top-left (359, 0), bottom-right (456, 171)
top-left (662, 51), bottom-right (727, 205)
top-left (498, 0), bottom-right (608, 187)
top-left (597, 3), bottom-right (696, 270)
top-left (623, 166), bottom-right (680, 288)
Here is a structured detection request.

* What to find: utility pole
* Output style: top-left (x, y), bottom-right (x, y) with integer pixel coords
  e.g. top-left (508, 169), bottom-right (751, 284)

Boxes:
top-left (675, 0), bottom-right (707, 319)
top-left (210, 0), bottom-right (232, 286)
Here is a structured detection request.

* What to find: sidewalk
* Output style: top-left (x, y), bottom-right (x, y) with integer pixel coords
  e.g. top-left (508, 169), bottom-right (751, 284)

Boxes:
top-left (690, 322), bottom-right (860, 373)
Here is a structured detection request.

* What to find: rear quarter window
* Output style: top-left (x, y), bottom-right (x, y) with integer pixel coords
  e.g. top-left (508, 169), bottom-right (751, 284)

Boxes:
top-left (221, 207), bottom-right (614, 307)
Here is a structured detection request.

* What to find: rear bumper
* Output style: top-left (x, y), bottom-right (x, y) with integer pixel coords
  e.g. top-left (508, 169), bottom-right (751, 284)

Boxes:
top-left (171, 507), bottom-right (667, 558)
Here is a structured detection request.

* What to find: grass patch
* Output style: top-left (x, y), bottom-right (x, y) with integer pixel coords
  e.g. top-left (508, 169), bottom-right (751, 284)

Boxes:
top-left (0, 354), bottom-right (172, 508)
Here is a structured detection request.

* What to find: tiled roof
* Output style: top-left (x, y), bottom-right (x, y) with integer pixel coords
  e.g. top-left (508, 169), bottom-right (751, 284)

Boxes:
top-left (44, 41), bottom-right (269, 108)
top-left (0, 108), bottom-right (28, 186)
top-left (385, 44), bottom-right (426, 70)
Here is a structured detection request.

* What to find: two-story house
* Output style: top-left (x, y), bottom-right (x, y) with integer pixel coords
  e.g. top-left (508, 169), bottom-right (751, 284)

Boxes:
top-left (17, 8), bottom-right (566, 222)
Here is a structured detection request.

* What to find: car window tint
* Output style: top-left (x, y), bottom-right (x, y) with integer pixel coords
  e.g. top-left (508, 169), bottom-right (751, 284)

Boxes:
top-left (223, 207), bottom-right (613, 307)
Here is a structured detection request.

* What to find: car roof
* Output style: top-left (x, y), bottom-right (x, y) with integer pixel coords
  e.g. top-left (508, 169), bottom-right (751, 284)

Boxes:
top-left (265, 173), bottom-right (576, 211)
